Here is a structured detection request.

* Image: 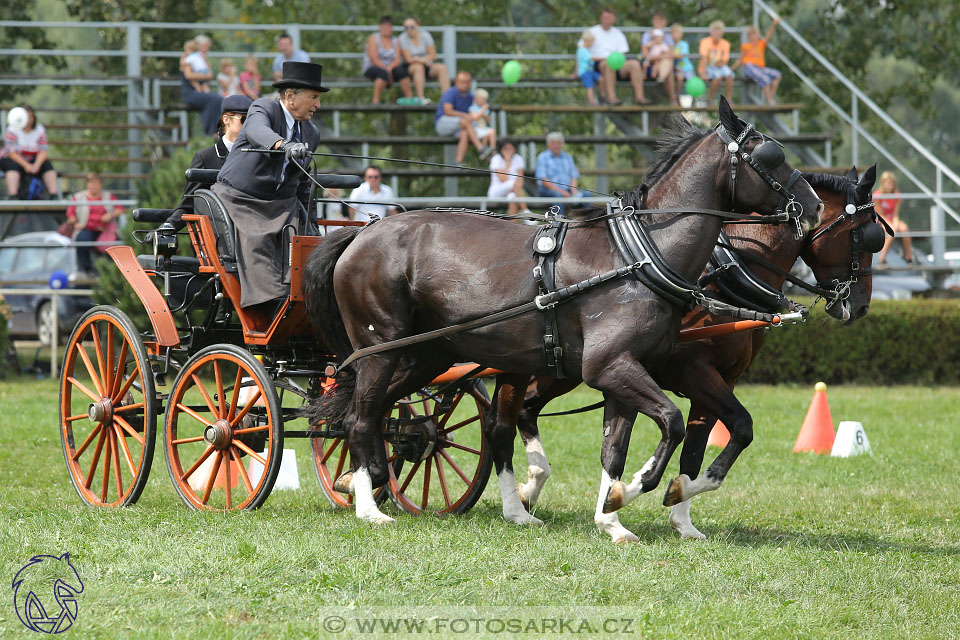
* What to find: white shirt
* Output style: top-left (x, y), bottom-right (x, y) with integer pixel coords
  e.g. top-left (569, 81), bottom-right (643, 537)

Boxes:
top-left (278, 101), bottom-right (298, 183)
top-left (582, 24), bottom-right (630, 59)
top-left (184, 51), bottom-right (211, 74)
top-left (348, 182), bottom-right (396, 222)
top-left (488, 153), bottom-right (524, 188)
top-left (222, 136), bottom-right (235, 153)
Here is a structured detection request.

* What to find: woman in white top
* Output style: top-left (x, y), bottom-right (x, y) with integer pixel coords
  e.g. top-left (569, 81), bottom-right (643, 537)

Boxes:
top-left (398, 16), bottom-right (451, 104)
top-left (180, 35), bottom-right (223, 135)
top-left (1, 105), bottom-right (59, 199)
top-left (487, 139), bottom-right (529, 215)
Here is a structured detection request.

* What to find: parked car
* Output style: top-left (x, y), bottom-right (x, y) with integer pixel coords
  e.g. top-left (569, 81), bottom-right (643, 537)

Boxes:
top-left (0, 231), bottom-right (95, 345)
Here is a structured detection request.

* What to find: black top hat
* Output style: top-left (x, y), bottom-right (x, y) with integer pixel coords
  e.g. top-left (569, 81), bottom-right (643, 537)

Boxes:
top-left (273, 61), bottom-right (330, 92)
top-left (221, 94), bottom-right (253, 114)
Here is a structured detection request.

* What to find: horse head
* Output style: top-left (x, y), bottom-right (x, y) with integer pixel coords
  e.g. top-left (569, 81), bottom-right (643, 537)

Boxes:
top-left (717, 96), bottom-right (823, 231)
top-left (801, 164), bottom-right (881, 324)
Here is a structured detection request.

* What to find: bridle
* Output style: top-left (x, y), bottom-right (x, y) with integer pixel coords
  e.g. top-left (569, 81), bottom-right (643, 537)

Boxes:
top-left (805, 183), bottom-right (892, 309)
top-left (715, 121), bottom-right (806, 239)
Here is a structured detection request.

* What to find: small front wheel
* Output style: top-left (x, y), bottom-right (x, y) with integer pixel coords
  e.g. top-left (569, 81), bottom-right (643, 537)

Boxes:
top-left (163, 345), bottom-right (282, 511)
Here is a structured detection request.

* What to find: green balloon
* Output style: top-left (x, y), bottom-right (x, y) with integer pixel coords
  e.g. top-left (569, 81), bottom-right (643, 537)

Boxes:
top-left (606, 51), bottom-right (626, 71)
top-left (501, 60), bottom-right (522, 86)
top-left (685, 76), bottom-right (706, 98)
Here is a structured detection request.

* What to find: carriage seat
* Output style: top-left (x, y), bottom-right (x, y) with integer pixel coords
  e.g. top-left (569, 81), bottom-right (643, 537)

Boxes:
top-left (191, 188), bottom-right (237, 272)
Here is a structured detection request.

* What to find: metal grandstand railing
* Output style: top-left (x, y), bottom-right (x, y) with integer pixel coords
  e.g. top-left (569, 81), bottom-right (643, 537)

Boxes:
top-left (753, 0), bottom-right (959, 266)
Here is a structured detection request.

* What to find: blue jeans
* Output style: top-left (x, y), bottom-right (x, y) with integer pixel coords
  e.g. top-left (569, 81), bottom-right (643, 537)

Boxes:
top-left (181, 86), bottom-right (223, 136)
top-left (538, 186), bottom-right (586, 213)
top-left (75, 228), bottom-right (98, 272)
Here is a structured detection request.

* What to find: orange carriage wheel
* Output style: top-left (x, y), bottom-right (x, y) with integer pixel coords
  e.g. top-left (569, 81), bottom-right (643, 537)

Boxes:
top-left (162, 345), bottom-right (282, 511)
top-left (59, 306), bottom-right (157, 507)
top-left (386, 380), bottom-right (492, 516)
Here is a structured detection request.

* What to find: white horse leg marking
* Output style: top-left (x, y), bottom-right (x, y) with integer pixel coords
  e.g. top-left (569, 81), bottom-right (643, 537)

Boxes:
top-left (614, 455), bottom-right (656, 509)
top-left (498, 469), bottom-right (543, 525)
top-left (517, 435), bottom-right (551, 509)
top-left (675, 473), bottom-right (722, 502)
top-left (668, 499), bottom-right (706, 540)
top-left (353, 467), bottom-right (395, 525)
top-left (594, 469), bottom-right (639, 544)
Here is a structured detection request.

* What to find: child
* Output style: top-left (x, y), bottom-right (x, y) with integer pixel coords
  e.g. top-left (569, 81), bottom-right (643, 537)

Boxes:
top-left (731, 17), bottom-right (782, 105)
top-left (217, 58), bottom-right (241, 97)
top-left (577, 30), bottom-right (603, 105)
top-left (181, 40), bottom-right (202, 92)
top-left (469, 88), bottom-right (497, 151)
top-left (873, 171), bottom-right (914, 264)
top-left (698, 20), bottom-right (734, 103)
top-left (643, 28), bottom-right (676, 104)
top-left (239, 55), bottom-right (261, 100)
top-left (671, 24), bottom-right (694, 91)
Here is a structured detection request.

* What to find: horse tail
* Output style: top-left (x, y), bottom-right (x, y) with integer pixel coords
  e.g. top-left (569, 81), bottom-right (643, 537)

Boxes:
top-left (302, 226), bottom-right (362, 428)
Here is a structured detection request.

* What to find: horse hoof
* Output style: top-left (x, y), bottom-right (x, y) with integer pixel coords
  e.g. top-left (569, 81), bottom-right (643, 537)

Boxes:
top-left (333, 471), bottom-right (354, 495)
top-left (602, 480), bottom-right (627, 513)
top-left (662, 475), bottom-right (688, 506)
top-left (612, 532), bottom-right (639, 544)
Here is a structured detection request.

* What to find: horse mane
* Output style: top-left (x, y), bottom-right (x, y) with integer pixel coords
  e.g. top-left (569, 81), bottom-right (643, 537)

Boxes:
top-left (801, 171), bottom-right (852, 194)
top-left (566, 114), bottom-right (709, 218)
top-left (643, 114), bottom-right (710, 187)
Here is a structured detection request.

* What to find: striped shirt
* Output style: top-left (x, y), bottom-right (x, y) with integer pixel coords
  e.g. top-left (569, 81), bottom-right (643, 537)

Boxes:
top-left (535, 150), bottom-right (580, 189)
top-left (3, 124), bottom-right (48, 160)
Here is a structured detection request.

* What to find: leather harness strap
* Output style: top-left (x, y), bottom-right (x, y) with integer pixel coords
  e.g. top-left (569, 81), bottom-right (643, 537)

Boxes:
top-left (532, 217), bottom-right (568, 378)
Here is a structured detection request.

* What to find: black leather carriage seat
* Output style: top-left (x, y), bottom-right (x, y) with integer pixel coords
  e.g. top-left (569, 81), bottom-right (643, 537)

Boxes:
top-left (192, 188), bottom-right (238, 272)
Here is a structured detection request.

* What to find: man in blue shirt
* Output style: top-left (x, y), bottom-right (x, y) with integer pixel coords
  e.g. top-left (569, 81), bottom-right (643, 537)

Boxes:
top-left (272, 33), bottom-right (311, 82)
top-left (434, 70), bottom-right (493, 163)
top-left (535, 132), bottom-right (583, 212)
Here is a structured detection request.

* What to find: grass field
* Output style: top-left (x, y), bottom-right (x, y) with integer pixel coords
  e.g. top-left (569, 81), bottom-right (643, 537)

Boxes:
top-left (1, 376), bottom-right (959, 639)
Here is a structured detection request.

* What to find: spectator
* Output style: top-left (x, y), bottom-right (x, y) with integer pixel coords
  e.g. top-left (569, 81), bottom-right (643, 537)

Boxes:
top-left (731, 18), bottom-right (783, 105)
top-left (348, 166), bottom-right (397, 222)
top-left (65, 172), bottom-right (122, 275)
top-left (576, 31), bottom-right (603, 105)
top-left (641, 11), bottom-right (674, 58)
top-left (217, 58), bottom-right (241, 97)
top-left (180, 35), bottom-right (223, 136)
top-left (362, 15), bottom-right (413, 105)
top-left (874, 171), bottom-right (914, 265)
top-left (535, 132), bottom-right (583, 212)
top-left (643, 29), bottom-right (677, 105)
top-left (398, 16), bottom-right (450, 104)
top-left (487, 139), bottom-right (530, 216)
top-left (181, 40), bottom-right (202, 91)
top-left (671, 24), bottom-right (695, 92)
top-left (581, 7), bottom-right (647, 105)
top-left (469, 89), bottom-right (496, 151)
top-left (435, 71), bottom-right (494, 164)
top-left (698, 21), bottom-right (734, 104)
top-left (272, 33), bottom-right (310, 83)
top-left (1, 105), bottom-right (59, 200)
top-left (239, 55), bottom-right (262, 99)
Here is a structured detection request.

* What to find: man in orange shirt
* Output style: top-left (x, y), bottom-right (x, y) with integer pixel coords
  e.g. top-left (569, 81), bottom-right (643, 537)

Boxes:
top-left (698, 20), bottom-right (734, 103)
top-left (732, 17), bottom-right (782, 104)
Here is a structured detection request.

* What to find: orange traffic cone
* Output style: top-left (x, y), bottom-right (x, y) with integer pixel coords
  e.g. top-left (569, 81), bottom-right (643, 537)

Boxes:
top-left (707, 420), bottom-right (730, 447)
top-left (794, 382), bottom-right (836, 453)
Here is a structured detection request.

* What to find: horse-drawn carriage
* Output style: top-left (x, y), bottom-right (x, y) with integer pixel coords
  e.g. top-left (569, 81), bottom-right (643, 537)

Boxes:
top-left (59, 99), bottom-right (887, 541)
top-left (58, 169), bottom-right (496, 513)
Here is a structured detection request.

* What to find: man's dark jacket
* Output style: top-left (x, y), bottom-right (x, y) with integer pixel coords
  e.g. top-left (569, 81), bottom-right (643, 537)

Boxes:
top-left (217, 96), bottom-right (320, 206)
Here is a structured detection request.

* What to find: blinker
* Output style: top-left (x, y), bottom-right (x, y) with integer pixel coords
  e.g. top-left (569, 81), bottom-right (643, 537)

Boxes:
top-left (751, 140), bottom-right (785, 172)
top-left (859, 222), bottom-right (886, 254)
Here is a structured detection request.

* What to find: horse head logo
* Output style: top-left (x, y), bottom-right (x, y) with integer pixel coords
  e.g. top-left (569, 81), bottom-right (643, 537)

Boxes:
top-left (12, 553), bottom-right (84, 634)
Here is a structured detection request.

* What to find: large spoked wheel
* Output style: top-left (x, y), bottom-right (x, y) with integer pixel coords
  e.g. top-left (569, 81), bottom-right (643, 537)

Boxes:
top-left (59, 306), bottom-right (156, 507)
top-left (386, 380), bottom-right (492, 515)
top-left (307, 378), bottom-right (389, 509)
top-left (163, 345), bottom-right (282, 511)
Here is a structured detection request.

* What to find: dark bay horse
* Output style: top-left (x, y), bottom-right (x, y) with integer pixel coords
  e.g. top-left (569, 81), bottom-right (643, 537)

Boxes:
top-left (304, 99), bottom-right (822, 533)
top-left (496, 166), bottom-right (880, 539)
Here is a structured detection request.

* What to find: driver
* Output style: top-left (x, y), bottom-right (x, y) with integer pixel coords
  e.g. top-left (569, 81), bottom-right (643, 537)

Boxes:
top-left (212, 61), bottom-right (327, 313)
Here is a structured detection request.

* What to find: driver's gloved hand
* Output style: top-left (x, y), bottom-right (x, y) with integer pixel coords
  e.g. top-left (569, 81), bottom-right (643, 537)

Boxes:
top-left (281, 141), bottom-right (309, 160)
